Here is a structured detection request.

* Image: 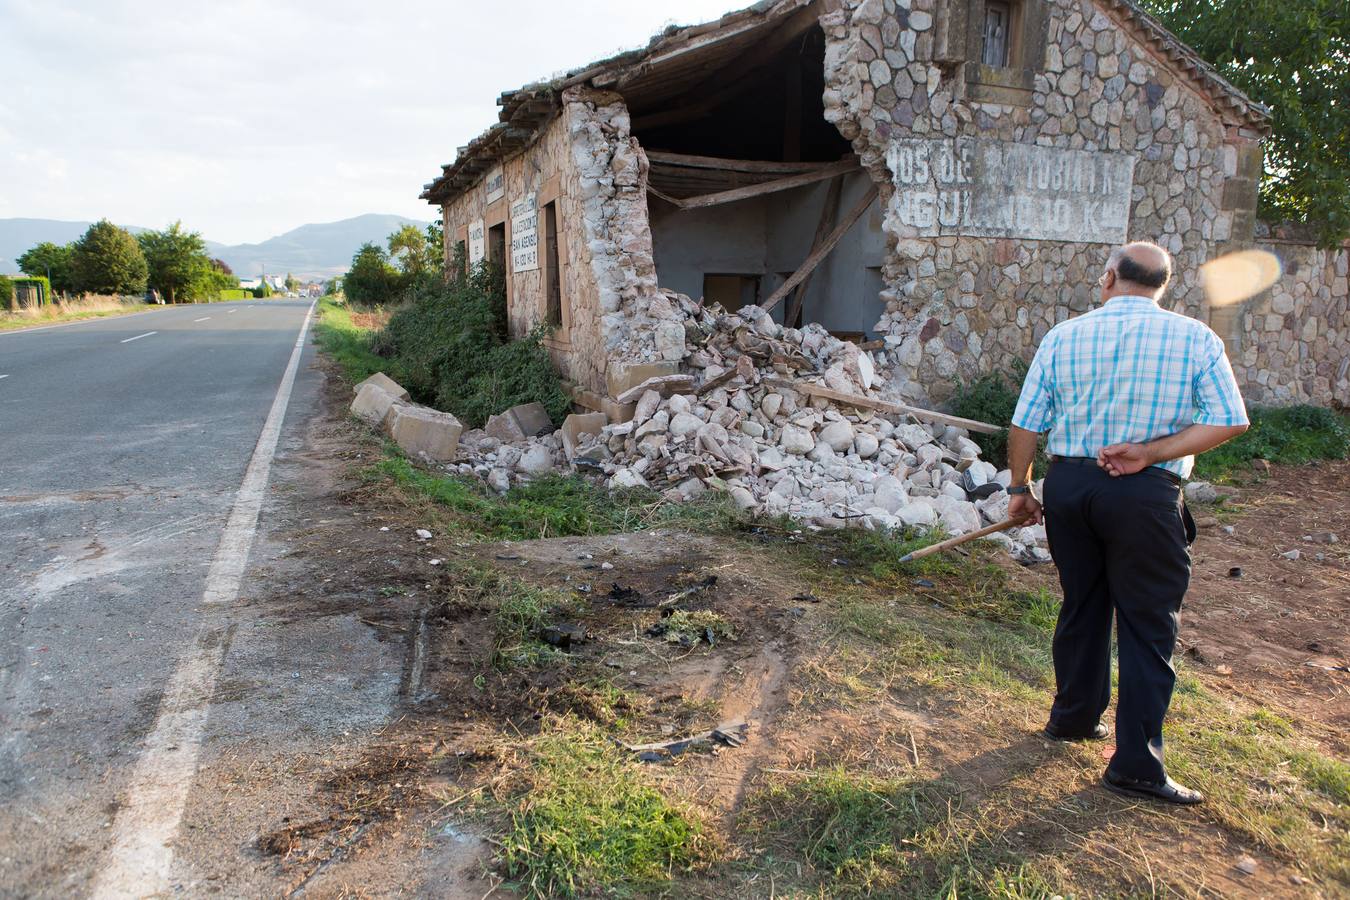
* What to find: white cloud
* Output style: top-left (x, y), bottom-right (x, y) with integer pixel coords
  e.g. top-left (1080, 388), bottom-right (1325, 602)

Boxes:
top-left (0, 0), bottom-right (738, 243)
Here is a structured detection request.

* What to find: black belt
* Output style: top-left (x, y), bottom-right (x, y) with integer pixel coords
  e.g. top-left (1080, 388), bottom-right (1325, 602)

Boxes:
top-left (1049, 455), bottom-right (1182, 486)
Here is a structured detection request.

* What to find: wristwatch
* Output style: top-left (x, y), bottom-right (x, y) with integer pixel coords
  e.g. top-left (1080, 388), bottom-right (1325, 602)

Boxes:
top-left (1007, 485), bottom-right (1032, 495)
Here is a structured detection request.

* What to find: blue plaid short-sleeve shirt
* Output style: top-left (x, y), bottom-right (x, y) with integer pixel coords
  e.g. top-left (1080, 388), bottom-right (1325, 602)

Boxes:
top-left (1011, 295), bottom-right (1248, 479)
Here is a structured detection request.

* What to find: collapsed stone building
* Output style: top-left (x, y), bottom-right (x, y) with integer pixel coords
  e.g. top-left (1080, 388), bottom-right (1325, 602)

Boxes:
top-left (422, 0), bottom-right (1349, 418)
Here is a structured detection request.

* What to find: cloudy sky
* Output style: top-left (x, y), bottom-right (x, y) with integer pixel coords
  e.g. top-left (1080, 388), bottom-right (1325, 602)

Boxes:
top-left (0, 0), bottom-right (738, 244)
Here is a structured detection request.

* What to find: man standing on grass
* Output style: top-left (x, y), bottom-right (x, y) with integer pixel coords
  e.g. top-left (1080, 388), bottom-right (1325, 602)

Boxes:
top-left (1004, 241), bottom-right (1249, 805)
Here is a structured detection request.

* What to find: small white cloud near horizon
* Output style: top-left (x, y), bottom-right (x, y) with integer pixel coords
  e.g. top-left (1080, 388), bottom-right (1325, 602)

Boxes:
top-left (0, 0), bottom-right (740, 244)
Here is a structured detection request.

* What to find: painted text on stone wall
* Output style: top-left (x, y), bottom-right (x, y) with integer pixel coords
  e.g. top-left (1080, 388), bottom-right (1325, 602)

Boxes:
top-left (886, 138), bottom-right (1136, 244)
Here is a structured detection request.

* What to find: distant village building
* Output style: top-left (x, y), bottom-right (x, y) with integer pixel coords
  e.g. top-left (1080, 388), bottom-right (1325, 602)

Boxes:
top-left (422, 0), bottom-right (1349, 414)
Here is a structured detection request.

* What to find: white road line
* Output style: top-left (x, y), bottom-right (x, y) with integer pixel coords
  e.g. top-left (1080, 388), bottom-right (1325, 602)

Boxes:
top-left (120, 331), bottom-right (158, 344)
top-left (227, 309), bottom-right (237, 314)
top-left (91, 301), bottom-right (316, 898)
top-left (0, 374), bottom-right (9, 380)
top-left (193, 316), bottom-right (211, 322)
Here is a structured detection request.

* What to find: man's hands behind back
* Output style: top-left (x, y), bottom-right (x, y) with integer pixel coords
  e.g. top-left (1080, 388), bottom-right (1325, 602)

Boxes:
top-left (1098, 442), bottom-right (1153, 476)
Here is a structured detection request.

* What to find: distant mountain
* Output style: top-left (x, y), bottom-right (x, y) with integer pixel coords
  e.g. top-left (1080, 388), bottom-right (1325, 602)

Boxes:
top-left (0, 214), bottom-right (429, 281)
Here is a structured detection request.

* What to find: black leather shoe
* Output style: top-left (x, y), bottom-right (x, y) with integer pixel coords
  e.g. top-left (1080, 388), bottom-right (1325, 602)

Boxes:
top-left (1043, 722), bottom-right (1109, 741)
top-left (1102, 770), bottom-right (1205, 805)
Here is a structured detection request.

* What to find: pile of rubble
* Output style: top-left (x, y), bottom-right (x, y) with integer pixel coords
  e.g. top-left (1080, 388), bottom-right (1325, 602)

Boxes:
top-left (351, 292), bottom-right (1048, 560)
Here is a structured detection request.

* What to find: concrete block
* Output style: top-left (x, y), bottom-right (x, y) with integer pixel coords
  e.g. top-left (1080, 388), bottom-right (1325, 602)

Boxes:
top-left (484, 402), bottom-right (556, 443)
top-left (351, 383), bottom-right (405, 426)
top-left (353, 372), bottom-right (410, 401)
top-left (385, 404), bottom-right (463, 461)
top-left (561, 412), bottom-right (607, 460)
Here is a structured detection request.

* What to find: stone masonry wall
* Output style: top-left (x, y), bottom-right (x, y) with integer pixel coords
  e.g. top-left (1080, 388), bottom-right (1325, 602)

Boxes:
top-left (1222, 242), bottom-right (1350, 406)
top-left (820, 0), bottom-right (1256, 404)
top-left (561, 87), bottom-right (687, 398)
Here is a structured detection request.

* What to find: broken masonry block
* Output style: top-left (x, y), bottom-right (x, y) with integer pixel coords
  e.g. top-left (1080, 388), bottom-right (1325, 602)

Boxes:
top-left (351, 382), bottom-right (407, 427)
top-left (561, 412), bottom-right (608, 461)
top-left (385, 404), bottom-right (464, 462)
top-left (353, 372), bottom-right (410, 401)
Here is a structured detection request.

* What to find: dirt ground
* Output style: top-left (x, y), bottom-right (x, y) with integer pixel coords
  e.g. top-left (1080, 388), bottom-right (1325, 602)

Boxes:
top-left (228, 368), bottom-right (1348, 897)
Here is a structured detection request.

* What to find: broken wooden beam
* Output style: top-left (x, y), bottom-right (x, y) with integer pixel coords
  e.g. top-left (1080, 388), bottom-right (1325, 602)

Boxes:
top-left (762, 376), bottom-right (1003, 434)
top-left (760, 182), bottom-right (879, 313)
top-left (785, 174), bottom-right (843, 327)
top-left (669, 158), bottom-right (859, 211)
top-left (644, 151), bottom-right (832, 174)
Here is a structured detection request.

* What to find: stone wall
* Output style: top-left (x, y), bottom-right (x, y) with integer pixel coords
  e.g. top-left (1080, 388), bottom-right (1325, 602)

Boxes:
top-left (1217, 241), bottom-right (1350, 406)
top-left (561, 87), bottom-right (686, 399)
top-left (820, 0), bottom-right (1260, 403)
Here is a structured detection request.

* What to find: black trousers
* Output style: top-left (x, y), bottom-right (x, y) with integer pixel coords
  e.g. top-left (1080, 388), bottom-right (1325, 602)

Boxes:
top-left (1042, 458), bottom-right (1195, 784)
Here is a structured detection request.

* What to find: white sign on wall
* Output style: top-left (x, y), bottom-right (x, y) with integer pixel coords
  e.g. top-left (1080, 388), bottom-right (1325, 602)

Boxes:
top-left (485, 166), bottom-right (505, 205)
top-left (885, 138), bottom-right (1136, 244)
top-left (467, 219), bottom-right (486, 265)
top-left (510, 193), bottom-right (539, 273)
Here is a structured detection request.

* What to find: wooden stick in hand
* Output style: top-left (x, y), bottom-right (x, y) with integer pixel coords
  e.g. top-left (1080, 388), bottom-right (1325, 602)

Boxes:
top-left (897, 517), bottom-right (1026, 564)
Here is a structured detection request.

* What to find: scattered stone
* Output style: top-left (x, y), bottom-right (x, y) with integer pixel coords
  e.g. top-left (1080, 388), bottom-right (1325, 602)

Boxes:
top-left (517, 444), bottom-right (555, 475)
top-left (561, 412), bottom-right (608, 460)
top-left (1183, 481), bottom-right (1219, 504)
top-left (415, 529), bottom-right (432, 540)
top-left (1280, 549), bottom-right (1301, 560)
top-left (541, 623), bottom-right (586, 649)
top-left (1235, 856), bottom-right (1258, 876)
top-left (1227, 566), bottom-right (1242, 578)
top-left (1304, 532), bottom-right (1338, 544)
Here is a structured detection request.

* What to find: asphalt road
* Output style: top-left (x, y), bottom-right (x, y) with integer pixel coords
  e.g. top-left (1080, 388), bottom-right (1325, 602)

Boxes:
top-left (0, 300), bottom-right (327, 895)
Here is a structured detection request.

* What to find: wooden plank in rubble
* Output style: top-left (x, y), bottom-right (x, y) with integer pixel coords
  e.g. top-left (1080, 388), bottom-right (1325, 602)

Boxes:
top-left (762, 376), bottom-right (1003, 434)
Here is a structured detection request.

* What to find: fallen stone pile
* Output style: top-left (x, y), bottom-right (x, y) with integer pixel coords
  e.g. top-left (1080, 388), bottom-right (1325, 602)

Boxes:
top-left (572, 293), bottom-right (1046, 559)
top-left (352, 292), bottom-right (1048, 560)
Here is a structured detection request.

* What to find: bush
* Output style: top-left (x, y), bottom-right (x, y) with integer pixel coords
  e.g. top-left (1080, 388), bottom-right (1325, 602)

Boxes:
top-left (948, 359), bottom-right (1027, 468)
top-left (377, 263), bottom-right (569, 428)
top-left (1194, 404), bottom-right (1350, 480)
top-left (0, 276), bottom-right (12, 310)
top-left (217, 288), bottom-right (251, 301)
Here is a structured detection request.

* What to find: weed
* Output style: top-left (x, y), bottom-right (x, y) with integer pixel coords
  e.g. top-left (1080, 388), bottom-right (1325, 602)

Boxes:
top-left (314, 298), bottom-right (391, 385)
top-left (499, 717), bottom-right (709, 898)
top-left (654, 610), bottom-right (737, 646)
top-left (1194, 404), bottom-right (1350, 482)
top-left (744, 767), bottom-right (947, 892)
top-left (443, 564), bottom-right (577, 670)
top-left (368, 447), bottom-right (743, 542)
top-left (0, 295), bottom-right (148, 331)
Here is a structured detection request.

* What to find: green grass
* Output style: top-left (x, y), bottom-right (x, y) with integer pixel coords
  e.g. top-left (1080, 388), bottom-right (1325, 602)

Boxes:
top-left (444, 564), bottom-right (578, 669)
top-left (313, 297), bottom-right (391, 384)
top-left (1194, 404), bottom-right (1350, 481)
top-left (0, 298), bottom-right (150, 331)
top-left (745, 767), bottom-right (945, 891)
top-left (777, 526), bottom-right (1350, 891)
top-left (499, 717), bottom-right (709, 898)
top-left (368, 448), bottom-right (744, 542)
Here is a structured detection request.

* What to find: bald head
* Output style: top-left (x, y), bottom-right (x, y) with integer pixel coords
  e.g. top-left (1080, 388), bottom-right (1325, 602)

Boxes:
top-left (1104, 242), bottom-right (1173, 298)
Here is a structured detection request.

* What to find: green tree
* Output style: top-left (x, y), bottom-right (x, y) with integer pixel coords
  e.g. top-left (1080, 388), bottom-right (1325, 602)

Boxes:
top-left (344, 242), bottom-right (401, 304)
top-left (424, 221), bottom-right (445, 278)
top-left (17, 242), bottom-right (76, 296)
top-left (138, 221), bottom-right (214, 303)
top-left (387, 224), bottom-right (429, 278)
top-left (70, 220), bottom-right (148, 295)
top-left (1141, 0), bottom-right (1350, 245)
